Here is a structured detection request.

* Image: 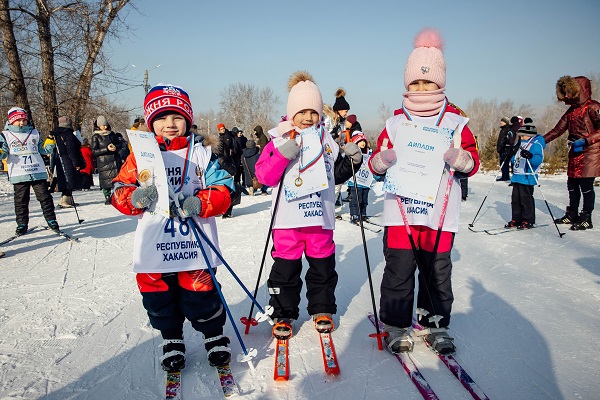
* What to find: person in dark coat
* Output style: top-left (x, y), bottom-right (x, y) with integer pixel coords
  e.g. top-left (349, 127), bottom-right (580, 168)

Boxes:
top-left (231, 127), bottom-right (247, 187)
top-left (51, 116), bottom-right (86, 208)
top-left (254, 125), bottom-right (269, 154)
top-left (496, 116), bottom-right (512, 181)
top-left (241, 139), bottom-right (260, 195)
top-left (92, 115), bottom-right (125, 204)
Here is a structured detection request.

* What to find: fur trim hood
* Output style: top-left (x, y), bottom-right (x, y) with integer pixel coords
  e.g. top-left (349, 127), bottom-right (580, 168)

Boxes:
top-left (556, 75), bottom-right (591, 105)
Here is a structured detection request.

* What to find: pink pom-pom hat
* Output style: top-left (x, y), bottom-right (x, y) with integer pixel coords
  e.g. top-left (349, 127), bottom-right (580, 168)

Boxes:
top-left (404, 28), bottom-right (446, 90)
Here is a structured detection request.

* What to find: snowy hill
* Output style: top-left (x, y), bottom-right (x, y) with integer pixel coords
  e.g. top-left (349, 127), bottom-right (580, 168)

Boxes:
top-left (0, 172), bottom-right (598, 400)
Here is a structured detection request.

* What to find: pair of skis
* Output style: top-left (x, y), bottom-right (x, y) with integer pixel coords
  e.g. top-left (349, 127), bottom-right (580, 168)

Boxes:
top-left (274, 327), bottom-right (340, 380)
top-left (0, 225), bottom-right (79, 245)
top-left (468, 224), bottom-right (548, 236)
top-left (165, 363), bottom-right (237, 399)
top-left (343, 215), bottom-right (383, 233)
top-left (368, 314), bottom-right (489, 400)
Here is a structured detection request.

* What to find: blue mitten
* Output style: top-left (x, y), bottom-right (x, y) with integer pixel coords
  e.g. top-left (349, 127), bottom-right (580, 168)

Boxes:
top-left (181, 195), bottom-right (202, 217)
top-left (130, 185), bottom-right (158, 209)
top-left (572, 138), bottom-right (586, 153)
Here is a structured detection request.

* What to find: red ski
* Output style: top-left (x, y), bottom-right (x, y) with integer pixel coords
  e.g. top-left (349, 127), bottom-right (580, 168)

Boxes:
top-left (318, 331), bottom-right (340, 375)
top-left (274, 339), bottom-right (289, 380)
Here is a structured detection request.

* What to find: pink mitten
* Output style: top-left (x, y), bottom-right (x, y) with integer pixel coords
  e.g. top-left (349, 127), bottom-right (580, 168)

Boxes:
top-left (443, 147), bottom-right (474, 173)
top-left (370, 148), bottom-right (397, 174)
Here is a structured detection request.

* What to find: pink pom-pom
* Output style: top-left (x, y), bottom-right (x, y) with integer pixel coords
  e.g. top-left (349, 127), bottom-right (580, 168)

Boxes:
top-left (414, 28), bottom-right (444, 52)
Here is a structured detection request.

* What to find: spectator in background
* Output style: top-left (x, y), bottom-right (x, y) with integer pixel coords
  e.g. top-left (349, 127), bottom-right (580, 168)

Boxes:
top-left (80, 137), bottom-right (94, 190)
top-left (254, 125), bottom-right (269, 153)
top-left (241, 139), bottom-right (260, 196)
top-left (232, 127), bottom-right (247, 188)
top-left (330, 88), bottom-right (351, 208)
top-left (51, 116), bottom-right (86, 208)
top-left (216, 123), bottom-right (239, 217)
top-left (496, 116), bottom-right (512, 181)
top-left (544, 75), bottom-right (600, 230)
top-left (92, 115), bottom-right (126, 205)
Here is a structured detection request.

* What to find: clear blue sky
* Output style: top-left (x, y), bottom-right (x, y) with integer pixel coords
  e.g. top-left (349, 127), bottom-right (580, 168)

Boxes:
top-left (108, 0), bottom-right (600, 132)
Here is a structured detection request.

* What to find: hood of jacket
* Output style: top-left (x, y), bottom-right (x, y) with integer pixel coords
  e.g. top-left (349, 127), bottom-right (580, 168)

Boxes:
top-left (556, 75), bottom-right (592, 106)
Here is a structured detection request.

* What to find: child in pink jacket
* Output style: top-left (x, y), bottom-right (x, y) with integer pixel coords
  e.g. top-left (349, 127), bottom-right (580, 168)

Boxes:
top-left (255, 71), bottom-right (362, 338)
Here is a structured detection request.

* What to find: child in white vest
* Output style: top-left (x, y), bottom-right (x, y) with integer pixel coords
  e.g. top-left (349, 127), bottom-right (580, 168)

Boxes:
top-left (368, 29), bottom-right (480, 355)
top-left (255, 71), bottom-right (362, 339)
top-left (112, 84), bottom-right (235, 372)
top-left (0, 107), bottom-right (59, 234)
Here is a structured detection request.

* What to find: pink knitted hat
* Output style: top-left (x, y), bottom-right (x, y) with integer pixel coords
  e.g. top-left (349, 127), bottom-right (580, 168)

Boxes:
top-left (404, 29), bottom-right (446, 90)
top-left (286, 71), bottom-right (323, 121)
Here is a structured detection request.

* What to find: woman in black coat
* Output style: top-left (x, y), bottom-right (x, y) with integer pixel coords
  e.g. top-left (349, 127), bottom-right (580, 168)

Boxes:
top-left (242, 140), bottom-right (266, 195)
top-left (51, 116), bottom-right (86, 208)
top-left (91, 115), bottom-right (125, 204)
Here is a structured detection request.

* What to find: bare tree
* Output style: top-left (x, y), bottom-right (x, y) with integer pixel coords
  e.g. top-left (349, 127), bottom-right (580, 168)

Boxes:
top-left (218, 83), bottom-right (279, 135)
top-left (0, 0), bottom-right (134, 133)
top-left (0, 0), bottom-right (30, 114)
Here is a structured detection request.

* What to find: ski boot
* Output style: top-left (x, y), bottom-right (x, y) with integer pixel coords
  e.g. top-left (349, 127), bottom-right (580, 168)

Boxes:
top-left (15, 224), bottom-right (28, 236)
top-left (383, 324), bottom-right (414, 354)
top-left (204, 334), bottom-right (231, 367)
top-left (570, 211), bottom-right (593, 231)
top-left (313, 313), bottom-right (334, 333)
top-left (424, 328), bottom-right (455, 355)
top-left (518, 221), bottom-right (534, 230)
top-left (504, 220), bottom-right (520, 228)
top-left (46, 219), bottom-right (60, 231)
top-left (350, 216), bottom-right (360, 226)
top-left (554, 207), bottom-right (577, 224)
top-left (160, 339), bottom-right (186, 372)
top-left (272, 318), bottom-right (294, 340)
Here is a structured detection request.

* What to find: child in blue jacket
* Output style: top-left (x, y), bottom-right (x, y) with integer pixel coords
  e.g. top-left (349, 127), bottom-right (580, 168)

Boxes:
top-left (505, 123), bottom-right (546, 229)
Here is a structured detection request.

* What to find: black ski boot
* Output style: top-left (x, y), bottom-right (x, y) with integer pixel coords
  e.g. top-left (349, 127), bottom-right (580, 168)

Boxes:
top-left (554, 207), bottom-right (577, 224)
top-left (160, 339), bottom-right (186, 372)
top-left (571, 211), bottom-right (593, 231)
top-left (46, 219), bottom-right (60, 231)
top-left (15, 224), bottom-right (28, 236)
top-left (204, 333), bottom-right (231, 367)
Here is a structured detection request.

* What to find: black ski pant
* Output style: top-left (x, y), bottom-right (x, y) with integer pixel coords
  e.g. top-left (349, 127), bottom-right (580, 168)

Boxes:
top-left (137, 271), bottom-right (226, 339)
top-left (267, 253), bottom-right (337, 319)
top-left (499, 151), bottom-right (511, 180)
top-left (13, 180), bottom-right (57, 226)
top-left (380, 234), bottom-right (454, 329)
top-left (567, 177), bottom-right (595, 213)
top-left (460, 177), bottom-right (468, 199)
top-left (511, 183), bottom-right (536, 223)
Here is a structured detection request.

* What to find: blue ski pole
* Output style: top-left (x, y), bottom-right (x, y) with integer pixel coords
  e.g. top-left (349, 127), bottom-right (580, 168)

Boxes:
top-left (188, 219), bottom-right (258, 369)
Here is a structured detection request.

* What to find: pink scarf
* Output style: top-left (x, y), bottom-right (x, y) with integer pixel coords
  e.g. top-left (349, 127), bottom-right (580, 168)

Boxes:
top-left (402, 88), bottom-right (446, 117)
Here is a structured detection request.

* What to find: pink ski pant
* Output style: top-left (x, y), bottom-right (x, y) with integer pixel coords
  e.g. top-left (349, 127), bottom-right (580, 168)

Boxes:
top-left (272, 226), bottom-right (335, 259)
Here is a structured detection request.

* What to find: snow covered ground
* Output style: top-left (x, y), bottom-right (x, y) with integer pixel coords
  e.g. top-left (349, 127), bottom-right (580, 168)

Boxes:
top-left (0, 171), bottom-right (598, 400)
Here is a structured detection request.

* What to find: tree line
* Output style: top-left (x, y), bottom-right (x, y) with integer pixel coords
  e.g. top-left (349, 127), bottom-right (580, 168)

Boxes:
top-left (1, 1), bottom-right (597, 173)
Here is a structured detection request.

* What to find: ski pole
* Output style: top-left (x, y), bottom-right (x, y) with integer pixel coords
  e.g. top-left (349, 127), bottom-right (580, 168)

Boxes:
top-left (524, 158), bottom-right (565, 238)
top-left (419, 125), bottom-right (462, 328)
top-left (54, 136), bottom-right (84, 224)
top-left (188, 219), bottom-right (258, 369)
top-left (187, 217), bottom-right (272, 322)
top-left (468, 156), bottom-right (508, 228)
top-left (345, 131), bottom-right (386, 350)
top-left (241, 181), bottom-right (283, 334)
top-left (240, 130), bottom-right (299, 333)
